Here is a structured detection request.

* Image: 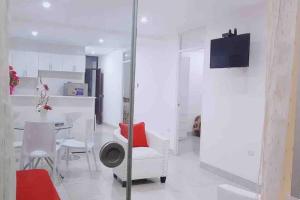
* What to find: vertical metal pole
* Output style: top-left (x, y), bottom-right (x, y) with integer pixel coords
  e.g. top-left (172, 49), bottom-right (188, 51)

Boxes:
top-left (127, 0), bottom-right (138, 199)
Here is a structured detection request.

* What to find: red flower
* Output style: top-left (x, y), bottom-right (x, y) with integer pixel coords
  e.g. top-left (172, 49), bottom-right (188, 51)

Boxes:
top-left (43, 84), bottom-right (49, 91)
top-left (43, 104), bottom-right (52, 110)
top-left (9, 66), bottom-right (20, 87)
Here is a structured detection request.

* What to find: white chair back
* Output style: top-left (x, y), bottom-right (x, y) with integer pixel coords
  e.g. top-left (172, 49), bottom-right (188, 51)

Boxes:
top-left (21, 122), bottom-right (56, 158)
top-left (61, 112), bottom-right (81, 140)
top-left (64, 112), bottom-right (81, 127)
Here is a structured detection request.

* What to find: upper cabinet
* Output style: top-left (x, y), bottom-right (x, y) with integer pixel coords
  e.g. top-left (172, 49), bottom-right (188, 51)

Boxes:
top-left (62, 55), bottom-right (85, 72)
top-left (10, 50), bottom-right (38, 77)
top-left (9, 50), bottom-right (86, 77)
top-left (38, 52), bottom-right (52, 71)
top-left (50, 54), bottom-right (64, 71)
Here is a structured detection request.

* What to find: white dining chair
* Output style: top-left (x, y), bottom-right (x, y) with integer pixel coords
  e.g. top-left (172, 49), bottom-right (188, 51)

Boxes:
top-left (20, 122), bottom-right (62, 178)
top-left (12, 111), bottom-right (23, 149)
top-left (64, 112), bottom-right (81, 136)
top-left (55, 112), bottom-right (81, 145)
top-left (61, 118), bottom-right (98, 171)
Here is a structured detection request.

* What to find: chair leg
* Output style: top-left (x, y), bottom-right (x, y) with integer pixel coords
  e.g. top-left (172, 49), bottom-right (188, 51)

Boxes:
top-left (86, 150), bottom-right (91, 172)
top-left (45, 157), bottom-right (53, 171)
top-left (160, 177), bottom-right (167, 183)
top-left (29, 158), bottom-right (35, 169)
top-left (52, 157), bottom-right (57, 180)
top-left (91, 147), bottom-right (98, 171)
top-left (66, 147), bottom-right (70, 170)
top-left (56, 148), bottom-right (61, 170)
top-left (122, 181), bottom-right (127, 188)
top-left (23, 158), bottom-right (31, 170)
top-left (113, 173), bottom-right (117, 179)
top-left (19, 155), bottom-right (24, 170)
top-left (34, 158), bottom-right (41, 168)
top-left (56, 149), bottom-right (62, 180)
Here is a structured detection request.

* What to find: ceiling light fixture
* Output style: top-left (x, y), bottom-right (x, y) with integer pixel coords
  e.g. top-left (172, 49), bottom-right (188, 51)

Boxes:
top-left (91, 51), bottom-right (95, 55)
top-left (140, 16), bottom-right (148, 24)
top-left (31, 31), bottom-right (39, 36)
top-left (98, 38), bottom-right (104, 44)
top-left (42, 1), bottom-right (51, 8)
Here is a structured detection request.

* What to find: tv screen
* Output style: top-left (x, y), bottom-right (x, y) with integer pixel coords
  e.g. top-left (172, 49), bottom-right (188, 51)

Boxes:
top-left (210, 33), bottom-right (250, 68)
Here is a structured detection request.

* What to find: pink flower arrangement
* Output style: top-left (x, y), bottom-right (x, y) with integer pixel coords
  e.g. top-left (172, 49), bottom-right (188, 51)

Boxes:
top-left (9, 66), bottom-right (20, 95)
top-left (36, 78), bottom-right (52, 112)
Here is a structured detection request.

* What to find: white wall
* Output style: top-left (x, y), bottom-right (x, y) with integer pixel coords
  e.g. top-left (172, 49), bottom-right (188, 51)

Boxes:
top-left (200, 4), bottom-right (267, 183)
top-left (101, 50), bottom-right (123, 127)
top-left (134, 37), bottom-right (179, 152)
top-left (181, 27), bottom-right (206, 50)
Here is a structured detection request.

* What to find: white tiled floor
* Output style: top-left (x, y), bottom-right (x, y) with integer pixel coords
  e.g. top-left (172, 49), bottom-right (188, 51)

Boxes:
top-left (55, 125), bottom-right (238, 200)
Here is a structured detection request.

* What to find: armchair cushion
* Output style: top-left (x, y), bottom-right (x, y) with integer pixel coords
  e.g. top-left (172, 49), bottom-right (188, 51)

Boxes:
top-left (119, 122), bottom-right (149, 147)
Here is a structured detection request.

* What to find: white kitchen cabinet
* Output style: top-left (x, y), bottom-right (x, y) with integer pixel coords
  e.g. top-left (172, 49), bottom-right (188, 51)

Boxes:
top-left (75, 55), bottom-right (86, 72)
top-left (10, 50), bottom-right (38, 77)
top-left (38, 53), bottom-right (63, 71)
top-left (51, 54), bottom-right (63, 71)
top-left (63, 55), bottom-right (85, 72)
top-left (38, 53), bottom-right (52, 71)
top-left (62, 55), bottom-right (76, 72)
top-left (10, 50), bottom-right (85, 75)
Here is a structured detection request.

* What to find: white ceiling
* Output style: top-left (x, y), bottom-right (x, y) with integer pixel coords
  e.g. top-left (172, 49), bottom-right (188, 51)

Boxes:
top-left (8, 0), bottom-right (265, 54)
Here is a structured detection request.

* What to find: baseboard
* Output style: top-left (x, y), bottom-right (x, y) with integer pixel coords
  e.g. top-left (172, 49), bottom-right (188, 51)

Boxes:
top-left (200, 161), bottom-right (261, 193)
top-left (101, 122), bottom-right (118, 129)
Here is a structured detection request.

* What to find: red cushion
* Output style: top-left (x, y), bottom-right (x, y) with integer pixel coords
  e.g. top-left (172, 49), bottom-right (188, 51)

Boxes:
top-left (17, 169), bottom-right (60, 200)
top-left (119, 122), bottom-right (149, 147)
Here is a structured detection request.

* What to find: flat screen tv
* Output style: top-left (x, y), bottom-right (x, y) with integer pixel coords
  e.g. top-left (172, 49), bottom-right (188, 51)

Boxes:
top-left (210, 33), bottom-right (250, 68)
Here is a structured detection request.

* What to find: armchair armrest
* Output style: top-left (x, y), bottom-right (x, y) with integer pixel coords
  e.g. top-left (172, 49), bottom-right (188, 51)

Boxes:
top-left (113, 129), bottom-right (128, 154)
top-left (146, 131), bottom-right (169, 156)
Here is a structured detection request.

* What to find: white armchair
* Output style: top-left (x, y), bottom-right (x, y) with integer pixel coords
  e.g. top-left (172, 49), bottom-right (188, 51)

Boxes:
top-left (113, 128), bottom-right (169, 187)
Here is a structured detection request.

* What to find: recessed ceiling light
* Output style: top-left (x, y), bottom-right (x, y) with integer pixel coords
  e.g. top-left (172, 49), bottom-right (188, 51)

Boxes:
top-left (98, 38), bottom-right (104, 44)
top-left (42, 1), bottom-right (51, 8)
top-left (31, 31), bottom-right (39, 36)
top-left (91, 51), bottom-right (95, 55)
top-left (140, 16), bottom-right (148, 24)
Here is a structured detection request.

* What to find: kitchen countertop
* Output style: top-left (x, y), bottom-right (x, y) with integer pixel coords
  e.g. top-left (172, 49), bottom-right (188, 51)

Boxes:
top-left (11, 95), bottom-right (96, 99)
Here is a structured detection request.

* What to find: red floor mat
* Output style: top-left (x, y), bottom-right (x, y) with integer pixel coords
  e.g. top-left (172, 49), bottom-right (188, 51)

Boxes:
top-left (17, 169), bottom-right (60, 200)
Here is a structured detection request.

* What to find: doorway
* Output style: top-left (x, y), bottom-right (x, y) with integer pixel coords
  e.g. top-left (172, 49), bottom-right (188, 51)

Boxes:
top-left (176, 49), bottom-right (204, 155)
top-left (85, 56), bottom-right (104, 124)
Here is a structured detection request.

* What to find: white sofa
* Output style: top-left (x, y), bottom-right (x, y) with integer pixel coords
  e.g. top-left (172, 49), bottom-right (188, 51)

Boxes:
top-left (113, 128), bottom-right (169, 187)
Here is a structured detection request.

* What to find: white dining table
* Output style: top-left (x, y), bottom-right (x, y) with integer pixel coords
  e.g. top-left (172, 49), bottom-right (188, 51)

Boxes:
top-left (14, 122), bottom-right (73, 131)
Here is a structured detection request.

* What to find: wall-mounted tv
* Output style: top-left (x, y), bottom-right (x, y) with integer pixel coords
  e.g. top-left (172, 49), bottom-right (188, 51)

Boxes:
top-left (210, 33), bottom-right (250, 68)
